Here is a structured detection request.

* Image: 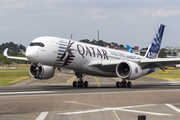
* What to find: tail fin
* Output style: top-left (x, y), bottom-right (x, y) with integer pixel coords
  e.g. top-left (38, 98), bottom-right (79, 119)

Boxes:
top-left (126, 45), bottom-right (133, 53)
top-left (144, 24), bottom-right (165, 59)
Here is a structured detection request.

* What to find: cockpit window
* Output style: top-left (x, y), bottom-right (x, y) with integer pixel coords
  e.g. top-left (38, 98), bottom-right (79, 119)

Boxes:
top-left (29, 42), bottom-right (45, 47)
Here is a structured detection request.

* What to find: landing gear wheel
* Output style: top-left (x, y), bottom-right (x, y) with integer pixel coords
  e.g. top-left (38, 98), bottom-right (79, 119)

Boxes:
top-left (73, 72), bottom-right (89, 88)
top-left (35, 74), bottom-right (41, 79)
top-left (116, 81), bottom-right (121, 88)
top-left (73, 81), bottom-right (77, 87)
top-left (117, 80), bottom-right (132, 88)
top-left (84, 81), bottom-right (88, 87)
top-left (127, 82), bottom-right (132, 88)
top-left (35, 74), bottom-right (38, 78)
top-left (120, 82), bottom-right (123, 88)
top-left (122, 81), bottom-right (127, 88)
top-left (78, 81), bottom-right (84, 87)
top-left (39, 75), bottom-right (42, 78)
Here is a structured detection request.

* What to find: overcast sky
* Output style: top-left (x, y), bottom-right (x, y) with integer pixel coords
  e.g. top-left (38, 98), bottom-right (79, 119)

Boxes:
top-left (0, 0), bottom-right (180, 49)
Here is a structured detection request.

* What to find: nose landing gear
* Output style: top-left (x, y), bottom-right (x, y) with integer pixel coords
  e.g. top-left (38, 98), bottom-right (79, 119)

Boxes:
top-left (33, 63), bottom-right (42, 79)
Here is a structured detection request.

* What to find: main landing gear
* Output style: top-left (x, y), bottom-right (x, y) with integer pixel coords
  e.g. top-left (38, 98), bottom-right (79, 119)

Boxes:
top-left (72, 72), bottom-right (88, 87)
top-left (116, 79), bottom-right (132, 88)
top-left (33, 63), bottom-right (42, 79)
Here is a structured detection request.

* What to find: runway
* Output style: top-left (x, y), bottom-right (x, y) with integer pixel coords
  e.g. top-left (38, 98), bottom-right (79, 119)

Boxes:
top-left (0, 70), bottom-right (180, 120)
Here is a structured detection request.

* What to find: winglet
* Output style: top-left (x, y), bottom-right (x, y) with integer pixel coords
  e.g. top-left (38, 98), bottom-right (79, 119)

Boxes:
top-left (3, 48), bottom-right (9, 57)
top-left (145, 24), bottom-right (165, 59)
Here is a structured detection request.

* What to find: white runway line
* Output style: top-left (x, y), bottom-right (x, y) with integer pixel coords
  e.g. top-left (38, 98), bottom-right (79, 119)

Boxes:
top-left (166, 104), bottom-right (180, 113)
top-left (35, 112), bottom-right (49, 120)
top-left (1, 89), bottom-right (180, 98)
top-left (64, 101), bottom-right (100, 107)
top-left (59, 104), bottom-right (172, 116)
top-left (159, 81), bottom-right (180, 85)
top-left (0, 91), bottom-right (54, 95)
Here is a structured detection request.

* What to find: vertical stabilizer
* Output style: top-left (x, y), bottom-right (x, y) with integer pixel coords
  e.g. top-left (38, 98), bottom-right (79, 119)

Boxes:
top-left (144, 24), bottom-right (165, 59)
top-left (126, 45), bottom-right (133, 53)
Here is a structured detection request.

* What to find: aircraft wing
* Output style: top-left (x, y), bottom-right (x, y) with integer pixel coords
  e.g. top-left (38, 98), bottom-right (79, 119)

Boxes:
top-left (88, 60), bottom-right (121, 72)
top-left (3, 48), bottom-right (29, 61)
top-left (135, 58), bottom-right (180, 69)
top-left (88, 58), bottom-right (180, 72)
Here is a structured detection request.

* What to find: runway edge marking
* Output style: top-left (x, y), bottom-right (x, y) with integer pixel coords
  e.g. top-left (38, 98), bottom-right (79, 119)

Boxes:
top-left (35, 112), bottom-right (49, 120)
top-left (166, 104), bottom-right (180, 113)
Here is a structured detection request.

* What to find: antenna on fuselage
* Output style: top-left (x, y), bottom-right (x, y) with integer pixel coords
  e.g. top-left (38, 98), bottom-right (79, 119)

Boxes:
top-left (98, 30), bottom-right (99, 41)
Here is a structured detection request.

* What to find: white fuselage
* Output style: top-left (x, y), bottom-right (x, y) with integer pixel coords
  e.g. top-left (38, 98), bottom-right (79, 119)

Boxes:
top-left (26, 36), bottom-right (156, 78)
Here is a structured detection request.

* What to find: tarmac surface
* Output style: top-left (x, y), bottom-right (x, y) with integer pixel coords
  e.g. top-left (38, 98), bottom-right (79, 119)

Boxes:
top-left (0, 69), bottom-right (180, 120)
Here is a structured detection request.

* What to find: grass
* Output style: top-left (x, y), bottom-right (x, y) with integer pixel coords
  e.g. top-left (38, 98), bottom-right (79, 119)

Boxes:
top-left (3, 64), bottom-right (30, 69)
top-left (0, 66), bottom-right (180, 86)
top-left (0, 69), bottom-right (31, 86)
top-left (146, 67), bottom-right (180, 81)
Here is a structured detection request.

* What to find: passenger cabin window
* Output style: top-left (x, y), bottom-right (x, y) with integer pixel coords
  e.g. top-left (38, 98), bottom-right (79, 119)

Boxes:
top-left (29, 42), bottom-right (45, 47)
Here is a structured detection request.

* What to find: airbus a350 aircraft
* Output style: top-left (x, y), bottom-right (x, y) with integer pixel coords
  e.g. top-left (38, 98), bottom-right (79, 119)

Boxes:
top-left (4, 24), bottom-right (180, 88)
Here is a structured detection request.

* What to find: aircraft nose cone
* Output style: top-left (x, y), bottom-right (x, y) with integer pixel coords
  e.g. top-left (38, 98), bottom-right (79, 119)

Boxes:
top-left (25, 47), bottom-right (37, 62)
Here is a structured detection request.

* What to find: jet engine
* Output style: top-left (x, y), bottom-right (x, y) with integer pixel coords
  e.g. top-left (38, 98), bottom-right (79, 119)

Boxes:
top-left (29, 63), bottom-right (55, 79)
top-left (116, 61), bottom-right (142, 80)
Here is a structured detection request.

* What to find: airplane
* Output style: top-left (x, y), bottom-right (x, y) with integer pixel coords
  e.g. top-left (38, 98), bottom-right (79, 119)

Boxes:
top-left (4, 24), bottom-right (180, 88)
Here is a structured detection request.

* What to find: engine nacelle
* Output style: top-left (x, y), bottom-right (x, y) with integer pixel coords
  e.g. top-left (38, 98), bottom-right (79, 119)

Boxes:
top-left (29, 63), bottom-right (55, 79)
top-left (174, 64), bottom-right (180, 68)
top-left (116, 61), bottom-right (142, 80)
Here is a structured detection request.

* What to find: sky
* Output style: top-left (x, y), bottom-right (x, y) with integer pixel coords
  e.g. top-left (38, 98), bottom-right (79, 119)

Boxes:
top-left (0, 0), bottom-right (180, 49)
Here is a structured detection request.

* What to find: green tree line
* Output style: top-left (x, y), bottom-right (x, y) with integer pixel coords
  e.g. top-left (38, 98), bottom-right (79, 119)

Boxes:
top-left (0, 42), bottom-right (28, 64)
top-left (79, 39), bottom-right (124, 48)
top-left (80, 39), bottom-right (167, 58)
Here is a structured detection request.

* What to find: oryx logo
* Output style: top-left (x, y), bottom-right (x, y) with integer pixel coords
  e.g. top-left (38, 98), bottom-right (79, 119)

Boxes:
top-left (54, 40), bottom-right (75, 67)
top-left (59, 40), bottom-right (75, 66)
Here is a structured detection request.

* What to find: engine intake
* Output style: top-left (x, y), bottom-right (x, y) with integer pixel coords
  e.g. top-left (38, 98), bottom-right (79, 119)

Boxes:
top-left (116, 61), bottom-right (142, 80)
top-left (29, 63), bottom-right (55, 79)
